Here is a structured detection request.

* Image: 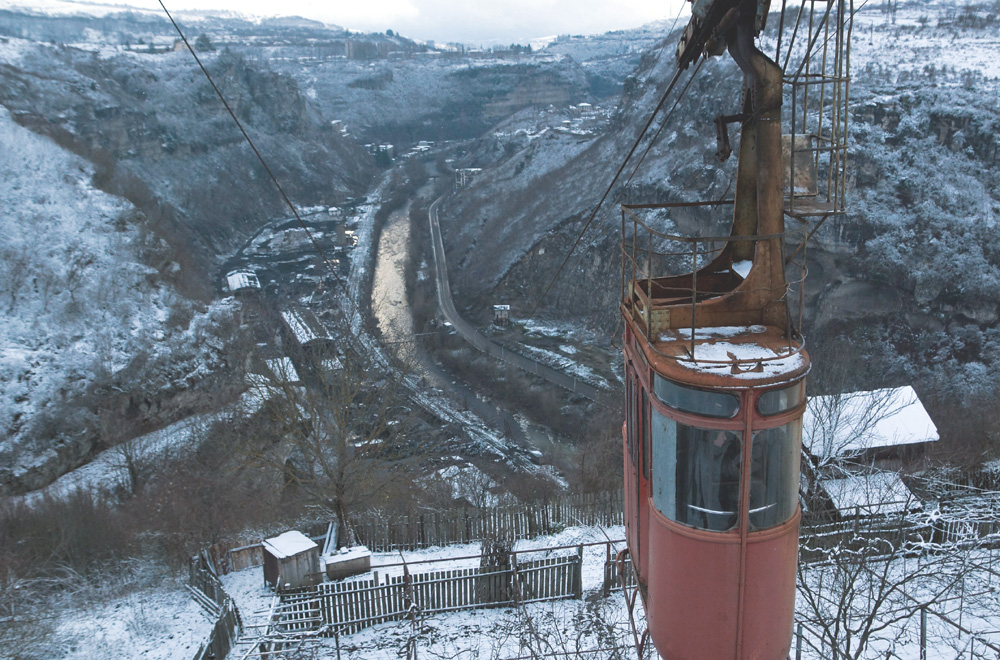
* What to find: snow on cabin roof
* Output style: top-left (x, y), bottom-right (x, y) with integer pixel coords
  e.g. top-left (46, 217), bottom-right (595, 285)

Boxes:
top-left (803, 386), bottom-right (939, 459)
top-left (658, 325), bottom-right (808, 381)
top-left (226, 269), bottom-right (260, 292)
top-left (263, 531), bottom-right (317, 560)
top-left (820, 472), bottom-right (921, 517)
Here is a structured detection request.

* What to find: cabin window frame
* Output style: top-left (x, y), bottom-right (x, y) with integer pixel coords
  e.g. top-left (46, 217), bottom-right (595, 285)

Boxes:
top-left (651, 404), bottom-right (743, 533)
top-left (747, 418), bottom-right (802, 530)
top-left (653, 375), bottom-right (740, 419)
top-left (757, 380), bottom-right (806, 416)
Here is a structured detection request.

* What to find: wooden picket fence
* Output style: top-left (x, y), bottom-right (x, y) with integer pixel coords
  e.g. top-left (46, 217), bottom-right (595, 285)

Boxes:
top-left (352, 490), bottom-right (624, 552)
top-left (273, 553), bottom-right (583, 635)
top-left (204, 490), bottom-right (624, 575)
top-left (188, 553), bottom-right (242, 660)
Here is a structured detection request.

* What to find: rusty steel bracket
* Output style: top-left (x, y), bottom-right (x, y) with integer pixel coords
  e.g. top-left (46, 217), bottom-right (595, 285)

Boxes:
top-left (714, 113), bottom-right (745, 162)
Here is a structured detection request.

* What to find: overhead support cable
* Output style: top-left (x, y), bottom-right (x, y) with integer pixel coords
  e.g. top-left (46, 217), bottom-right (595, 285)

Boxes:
top-left (526, 62), bottom-right (694, 322)
top-left (157, 1), bottom-right (365, 334)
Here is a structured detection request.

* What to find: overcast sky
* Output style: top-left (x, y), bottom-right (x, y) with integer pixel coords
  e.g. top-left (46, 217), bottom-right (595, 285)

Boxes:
top-left (127, 0), bottom-right (690, 45)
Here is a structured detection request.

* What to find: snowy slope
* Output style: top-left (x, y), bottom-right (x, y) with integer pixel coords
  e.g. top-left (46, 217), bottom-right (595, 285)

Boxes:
top-left (0, 105), bottom-right (178, 488)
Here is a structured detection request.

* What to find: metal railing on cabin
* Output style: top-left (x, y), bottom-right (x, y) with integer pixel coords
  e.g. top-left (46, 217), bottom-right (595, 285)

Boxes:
top-left (619, 200), bottom-right (810, 366)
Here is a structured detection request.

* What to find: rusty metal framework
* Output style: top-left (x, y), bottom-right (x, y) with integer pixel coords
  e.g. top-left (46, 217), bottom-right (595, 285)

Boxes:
top-left (619, 201), bottom-right (809, 367)
top-left (782, 0), bottom-right (854, 226)
top-left (619, 0), bottom-right (852, 369)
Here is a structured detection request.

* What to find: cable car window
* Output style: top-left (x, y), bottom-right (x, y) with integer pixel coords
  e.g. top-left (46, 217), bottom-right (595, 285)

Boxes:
top-left (642, 389), bottom-right (650, 480)
top-left (748, 419), bottom-right (802, 530)
top-left (626, 373), bottom-right (635, 465)
top-left (757, 380), bottom-right (806, 416)
top-left (653, 375), bottom-right (740, 418)
top-left (651, 408), bottom-right (741, 532)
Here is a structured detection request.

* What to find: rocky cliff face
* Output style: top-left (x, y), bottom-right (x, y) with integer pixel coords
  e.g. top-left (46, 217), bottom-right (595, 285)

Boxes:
top-left (439, 5), bottom-right (1000, 404)
top-left (0, 30), bottom-right (377, 494)
top-left (0, 40), bottom-right (375, 298)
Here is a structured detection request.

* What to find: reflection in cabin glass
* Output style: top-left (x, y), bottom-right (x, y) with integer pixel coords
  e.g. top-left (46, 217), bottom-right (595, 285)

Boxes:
top-left (652, 409), bottom-right (742, 532)
top-left (757, 381), bottom-right (806, 416)
top-left (748, 420), bottom-right (802, 530)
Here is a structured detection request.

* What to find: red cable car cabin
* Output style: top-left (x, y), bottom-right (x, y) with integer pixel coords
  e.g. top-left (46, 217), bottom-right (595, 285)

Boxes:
top-left (618, 5), bottom-right (812, 658)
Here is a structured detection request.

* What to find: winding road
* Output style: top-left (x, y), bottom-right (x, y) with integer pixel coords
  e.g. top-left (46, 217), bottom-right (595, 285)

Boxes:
top-left (428, 197), bottom-right (615, 408)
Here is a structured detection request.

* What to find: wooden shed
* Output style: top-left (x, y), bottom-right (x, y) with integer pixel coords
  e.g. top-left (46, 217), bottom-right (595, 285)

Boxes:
top-left (262, 531), bottom-right (320, 591)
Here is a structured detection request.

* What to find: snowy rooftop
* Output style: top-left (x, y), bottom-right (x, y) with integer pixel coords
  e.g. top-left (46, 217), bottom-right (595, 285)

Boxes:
top-left (265, 357), bottom-right (300, 383)
top-left (226, 269), bottom-right (261, 292)
top-left (263, 531), bottom-right (318, 560)
top-left (280, 308), bottom-right (333, 346)
top-left (803, 386), bottom-right (939, 459)
top-left (820, 471), bottom-right (921, 517)
top-left (325, 545), bottom-right (372, 564)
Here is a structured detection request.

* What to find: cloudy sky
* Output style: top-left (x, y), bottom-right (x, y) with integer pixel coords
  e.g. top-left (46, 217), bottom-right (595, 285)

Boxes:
top-left (252, 0), bottom-right (690, 44)
top-left (9, 0), bottom-right (690, 44)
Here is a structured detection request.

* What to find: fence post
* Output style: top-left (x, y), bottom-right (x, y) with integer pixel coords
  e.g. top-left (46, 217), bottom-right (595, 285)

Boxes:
top-left (795, 623), bottom-right (803, 660)
top-left (920, 605), bottom-right (927, 660)
top-left (574, 545), bottom-right (584, 599)
top-left (603, 542), bottom-right (612, 597)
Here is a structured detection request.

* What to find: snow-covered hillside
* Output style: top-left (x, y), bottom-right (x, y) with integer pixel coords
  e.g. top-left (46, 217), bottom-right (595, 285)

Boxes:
top-left (0, 106), bottom-right (175, 490)
top-left (440, 0), bottom-right (1000, 408)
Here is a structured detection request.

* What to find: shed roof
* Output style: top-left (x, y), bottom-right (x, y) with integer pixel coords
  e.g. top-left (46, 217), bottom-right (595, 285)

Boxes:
top-left (820, 472), bottom-right (921, 517)
top-left (803, 386), bottom-right (938, 459)
top-left (263, 531), bottom-right (317, 560)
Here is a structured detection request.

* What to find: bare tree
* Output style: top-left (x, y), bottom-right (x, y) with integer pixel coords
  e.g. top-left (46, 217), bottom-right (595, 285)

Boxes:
top-left (804, 387), bottom-right (919, 471)
top-left (0, 576), bottom-right (55, 660)
top-left (796, 486), bottom-right (998, 660)
top-left (244, 351), bottom-right (422, 548)
top-left (0, 246), bottom-right (32, 313)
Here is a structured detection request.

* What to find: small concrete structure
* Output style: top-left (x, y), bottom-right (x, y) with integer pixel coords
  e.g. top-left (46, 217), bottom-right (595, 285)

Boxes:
top-left (492, 304), bottom-right (510, 327)
top-left (455, 168), bottom-right (482, 188)
top-left (324, 546), bottom-right (372, 581)
top-left (263, 531), bottom-right (321, 591)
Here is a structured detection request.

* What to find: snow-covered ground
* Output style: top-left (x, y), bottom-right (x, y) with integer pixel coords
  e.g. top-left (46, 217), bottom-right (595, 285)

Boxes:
top-left (519, 343), bottom-right (611, 389)
top-left (13, 408), bottom-right (234, 507)
top-left (0, 104), bottom-right (180, 480)
top-left (21, 562), bottom-right (215, 660)
top-left (220, 522), bottom-right (1000, 660)
top-left (223, 525), bottom-right (632, 659)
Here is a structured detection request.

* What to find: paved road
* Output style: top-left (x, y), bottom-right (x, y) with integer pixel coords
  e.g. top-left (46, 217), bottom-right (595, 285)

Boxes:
top-left (428, 197), bottom-right (615, 408)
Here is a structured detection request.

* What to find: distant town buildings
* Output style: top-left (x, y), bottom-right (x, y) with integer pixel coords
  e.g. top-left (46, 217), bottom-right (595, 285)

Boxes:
top-left (226, 269), bottom-right (261, 295)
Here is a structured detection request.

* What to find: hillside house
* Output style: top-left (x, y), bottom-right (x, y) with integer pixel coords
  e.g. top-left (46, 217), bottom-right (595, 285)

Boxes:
top-left (226, 269), bottom-right (261, 295)
top-left (492, 304), bottom-right (510, 327)
top-left (802, 386), bottom-right (939, 470)
top-left (818, 471), bottom-right (922, 520)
